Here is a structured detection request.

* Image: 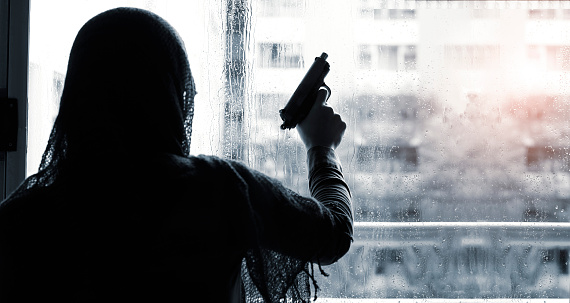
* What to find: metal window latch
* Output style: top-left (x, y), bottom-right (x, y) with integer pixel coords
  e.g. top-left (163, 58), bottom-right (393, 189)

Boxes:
top-left (0, 98), bottom-right (17, 151)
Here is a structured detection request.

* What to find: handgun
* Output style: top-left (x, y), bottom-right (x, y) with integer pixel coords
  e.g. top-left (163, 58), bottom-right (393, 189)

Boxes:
top-left (279, 52), bottom-right (331, 130)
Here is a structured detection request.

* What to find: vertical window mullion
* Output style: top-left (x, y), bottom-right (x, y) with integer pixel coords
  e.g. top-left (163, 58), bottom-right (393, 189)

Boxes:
top-left (223, 0), bottom-right (251, 161)
top-left (7, 0), bottom-right (28, 196)
top-left (1, 0), bottom-right (29, 199)
top-left (0, 0), bottom-right (8, 199)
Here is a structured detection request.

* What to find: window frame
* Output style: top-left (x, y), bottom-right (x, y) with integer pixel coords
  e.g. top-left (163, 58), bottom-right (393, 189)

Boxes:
top-left (0, 0), bottom-right (29, 200)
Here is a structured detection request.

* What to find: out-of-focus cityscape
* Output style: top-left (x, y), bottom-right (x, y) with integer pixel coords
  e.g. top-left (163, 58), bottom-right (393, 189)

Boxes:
top-left (242, 1), bottom-right (570, 298)
top-left (27, 0), bottom-right (570, 299)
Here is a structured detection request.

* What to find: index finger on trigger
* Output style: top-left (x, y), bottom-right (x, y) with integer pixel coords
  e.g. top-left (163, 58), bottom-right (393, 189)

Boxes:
top-left (316, 87), bottom-right (330, 106)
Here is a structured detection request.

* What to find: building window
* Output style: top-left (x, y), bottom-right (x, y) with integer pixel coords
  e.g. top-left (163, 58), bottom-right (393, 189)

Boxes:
top-left (526, 45), bottom-right (570, 71)
top-left (257, 0), bottom-right (305, 17)
top-left (358, 44), bottom-right (416, 71)
top-left (355, 95), bottom-right (419, 121)
top-left (529, 9), bottom-right (557, 19)
top-left (526, 146), bottom-right (570, 173)
top-left (372, 9), bottom-right (416, 20)
top-left (356, 145), bottom-right (418, 173)
top-left (258, 43), bottom-right (304, 68)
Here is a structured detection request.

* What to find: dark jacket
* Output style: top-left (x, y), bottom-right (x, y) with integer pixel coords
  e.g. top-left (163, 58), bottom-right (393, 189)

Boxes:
top-left (0, 147), bottom-right (352, 302)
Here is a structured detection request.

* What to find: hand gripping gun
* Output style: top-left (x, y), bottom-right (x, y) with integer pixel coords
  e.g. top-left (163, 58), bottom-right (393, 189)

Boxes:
top-left (279, 52), bottom-right (331, 130)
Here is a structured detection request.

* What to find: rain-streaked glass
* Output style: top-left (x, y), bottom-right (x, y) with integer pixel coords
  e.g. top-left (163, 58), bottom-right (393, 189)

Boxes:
top-left (28, 0), bottom-right (570, 300)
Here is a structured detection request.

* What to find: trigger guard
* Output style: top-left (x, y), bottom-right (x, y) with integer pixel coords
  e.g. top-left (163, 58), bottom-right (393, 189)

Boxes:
top-left (319, 84), bottom-right (332, 102)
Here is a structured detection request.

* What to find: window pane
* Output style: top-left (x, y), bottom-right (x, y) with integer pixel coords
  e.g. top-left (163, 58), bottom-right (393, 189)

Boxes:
top-left (28, 0), bottom-right (226, 174)
top-left (28, 0), bottom-right (570, 300)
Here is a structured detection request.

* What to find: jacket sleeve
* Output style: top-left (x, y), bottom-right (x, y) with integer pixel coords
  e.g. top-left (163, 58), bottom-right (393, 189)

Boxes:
top-left (228, 146), bottom-right (353, 265)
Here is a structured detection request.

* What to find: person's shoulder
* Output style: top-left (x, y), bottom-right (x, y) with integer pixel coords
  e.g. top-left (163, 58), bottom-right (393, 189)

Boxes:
top-left (166, 153), bottom-right (249, 174)
top-left (1, 185), bottom-right (53, 209)
top-left (0, 185), bottom-right (57, 227)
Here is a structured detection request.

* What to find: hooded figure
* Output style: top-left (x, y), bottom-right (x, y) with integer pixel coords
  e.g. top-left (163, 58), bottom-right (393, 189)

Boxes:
top-left (0, 7), bottom-right (352, 303)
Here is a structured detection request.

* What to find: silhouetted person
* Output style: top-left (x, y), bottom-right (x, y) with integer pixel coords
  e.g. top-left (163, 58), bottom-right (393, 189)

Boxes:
top-left (0, 7), bottom-right (352, 303)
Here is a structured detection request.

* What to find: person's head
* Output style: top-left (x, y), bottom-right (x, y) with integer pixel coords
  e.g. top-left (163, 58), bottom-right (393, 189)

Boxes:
top-left (56, 7), bottom-right (195, 160)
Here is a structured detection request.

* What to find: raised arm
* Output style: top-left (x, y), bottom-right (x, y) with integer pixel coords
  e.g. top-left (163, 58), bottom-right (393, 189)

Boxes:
top-left (230, 88), bottom-right (353, 265)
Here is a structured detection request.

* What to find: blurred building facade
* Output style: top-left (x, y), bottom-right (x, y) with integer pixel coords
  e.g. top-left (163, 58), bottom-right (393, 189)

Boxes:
top-left (245, 0), bottom-right (570, 298)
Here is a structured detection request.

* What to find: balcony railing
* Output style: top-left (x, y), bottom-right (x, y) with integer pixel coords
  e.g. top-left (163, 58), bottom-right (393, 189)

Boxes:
top-left (353, 221), bottom-right (570, 245)
top-left (318, 299), bottom-right (570, 303)
top-left (318, 222), bottom-right (570, 300)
